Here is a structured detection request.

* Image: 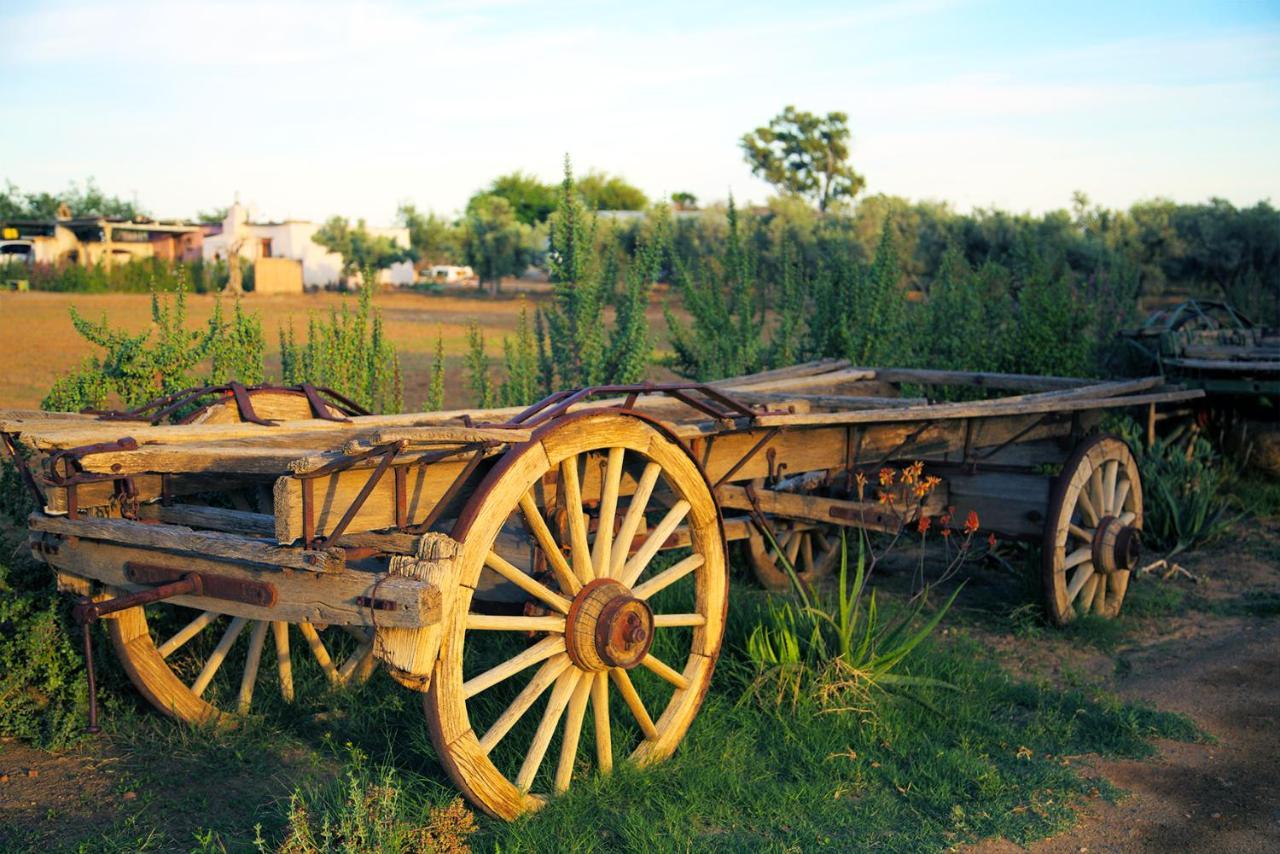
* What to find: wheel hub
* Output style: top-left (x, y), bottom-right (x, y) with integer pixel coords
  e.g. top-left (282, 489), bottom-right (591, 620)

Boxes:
top-left (564, 578), bottom-right (654, 671)
top-left (1091, 515), bottom-right (1141, 574)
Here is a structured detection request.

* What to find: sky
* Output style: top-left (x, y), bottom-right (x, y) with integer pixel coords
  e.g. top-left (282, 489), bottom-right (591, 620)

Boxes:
top-left (2, 0), bottom-right (1278, 225)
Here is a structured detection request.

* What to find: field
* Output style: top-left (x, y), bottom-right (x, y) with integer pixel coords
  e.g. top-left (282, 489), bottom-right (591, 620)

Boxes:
top-left (0, 284), bottom-right (681, 411)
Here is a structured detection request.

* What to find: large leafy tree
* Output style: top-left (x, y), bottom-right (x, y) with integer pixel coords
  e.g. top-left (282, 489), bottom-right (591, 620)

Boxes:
top-left (740, 106), bottom-right (865, 212)
top-left (576, 171), bottom-right (648, 211)
top-left (397, 203), bottom-right (462, 265)
top-left (312, 217), bottom-right (409, 275)
top-left (473, 172), bottom-right (558, 226)
top-left (461, 194), bottom-right (532, 294)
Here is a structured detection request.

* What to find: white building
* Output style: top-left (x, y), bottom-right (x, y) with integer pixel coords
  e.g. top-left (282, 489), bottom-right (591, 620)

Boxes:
top-left (202, 203), bottom-right (413, 289)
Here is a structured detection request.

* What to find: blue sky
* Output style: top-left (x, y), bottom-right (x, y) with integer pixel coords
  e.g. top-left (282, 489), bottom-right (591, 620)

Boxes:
top-left (2, 0), bottom-right (1277, 224)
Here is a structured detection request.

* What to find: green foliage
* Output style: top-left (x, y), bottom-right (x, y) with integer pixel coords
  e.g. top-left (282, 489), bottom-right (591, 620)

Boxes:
top-left (747, 532), bottom-right (958, 705)
top-left (208, 297), bottom-right (266, 386)
top-left (500, 304), bottom-right (539, 407)
top-left (396, 204), bottom-right (462, 265)
top-left (575, 170), bottom-right (648, 211)
top-left (460, 194), bottom-right (533, 293)
top-left (42, 284), bottom-right (217, 411)
top-left (311, 217), bottom-right (408, 275)
top-left (670, 191), bottom-right (698, 211)
top-left (472, 171), bottom-right (558, 226)
top-left (270, 749), bottom-right (476, 854)
top-left (740, 105), bottom-right (866, 211)
top-left (605, 209), bottom-right (665, 384)
top-left (833, 218), bottom-right (912, 366)
top-left (1116, 421), bottom-right (1237, 556)
top-left (29, 257), bottom-right (229, 294)
top-left (464, 322), bottom-right (494, 408)
top-left (425, 331), bottom-right (447, 411)
top-left (0, 177), bottom-right (145, 219)
top-left (666, 198), bottom-right (766, 380)
top-left (279, 285), bottom-right (403, 413)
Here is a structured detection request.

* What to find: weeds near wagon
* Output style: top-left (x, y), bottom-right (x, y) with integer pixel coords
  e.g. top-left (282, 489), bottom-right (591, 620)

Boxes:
top-left (746, 462), bottom-right (983, 708)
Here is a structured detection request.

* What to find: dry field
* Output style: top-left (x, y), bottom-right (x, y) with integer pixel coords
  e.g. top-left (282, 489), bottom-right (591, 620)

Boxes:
top-left (0, 283), bottom-right (681, 411)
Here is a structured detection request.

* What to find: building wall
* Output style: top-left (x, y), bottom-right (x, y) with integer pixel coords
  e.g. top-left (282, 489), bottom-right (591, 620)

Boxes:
top-left (254, 257), bottom-right (304, 294)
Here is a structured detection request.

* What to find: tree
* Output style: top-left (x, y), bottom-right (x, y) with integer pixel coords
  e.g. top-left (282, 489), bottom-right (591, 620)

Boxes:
top-left (460, 194), bottom-right (532, 294)
top-left (671, 191), bottom-right (699, 211)
top-left (194, 206), bottom-right (230, 224)
top-left (473, 172), bottom-right (558, 226)
top-left (1, 178), bottom-right (145, 220)
top-left (740, 106), bottom-right (865, 212)
top-left (576, 171), bottom-right (648, 211)
top-left (312, 217), bottom-right (409, 276)
top-left (398, 203), bottom-right (462, 265)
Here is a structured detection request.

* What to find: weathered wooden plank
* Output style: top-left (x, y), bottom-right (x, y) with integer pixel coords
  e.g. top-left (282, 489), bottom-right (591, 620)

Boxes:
top-left (730, 391), bottom-right (928, 410)
top-left (716, 483), bottom-right (946, 533)
top-left (73, 444), bottom-right (323, 476)
top-left (867, 368), bottom-right (1093, 391)
top-left (38, 537), bottom-right (439, 629)
top-left (944, 471), bottom-right (1052, 538)
top-left (28, 513), bottom-right (344, 572)
top-left (749, 388), bottom-right (1205, 427)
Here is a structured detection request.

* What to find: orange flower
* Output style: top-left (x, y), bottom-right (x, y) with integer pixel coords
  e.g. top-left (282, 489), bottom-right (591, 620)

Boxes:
top-left (925, 475), bottom-right (942, 491)
top-left (917, 515), bottom-right (931, 534)
top-left (939, 512), bottom-right (952, 528)
top-left (902, 461), bottom-right (924, 485)
top-left (855, 470), bottom-right (867, 500)
top-left (987, 532), bottom-right (997, 548)
top-left (878, 490), bottom-right (895, 506)
top-left (913, 481), bottom-right (931, 498)
top-left (878, 467), bottom-right (896, 487)
top-left (964, 510), bottom-right (980, 534)
top-left (941, 527), bottom-right (952, 538)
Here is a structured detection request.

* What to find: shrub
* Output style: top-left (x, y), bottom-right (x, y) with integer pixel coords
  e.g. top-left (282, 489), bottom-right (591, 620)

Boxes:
top-left (279, 282), bottom-right (403, 413)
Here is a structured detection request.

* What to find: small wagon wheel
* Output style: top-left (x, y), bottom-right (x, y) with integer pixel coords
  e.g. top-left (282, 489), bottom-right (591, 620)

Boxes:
top-left (744, 510), bottom-right (842, 592)
top-left (1042, 435), bottom-right (1143, 625)
top-left (426, 411), bottom-right (728, 819)
top-left (108, 385), bottom-right (374, 722)
top-left (108, 604), bottom-right (376, 724)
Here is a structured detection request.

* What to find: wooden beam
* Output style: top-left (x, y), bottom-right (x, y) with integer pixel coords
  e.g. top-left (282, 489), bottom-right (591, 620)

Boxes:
top-left (39, 537), bottom-right (439, 629)
top-left (717, 483), bottom-right (946, 533)
top-left (28, 513), bottom-right (344, 572)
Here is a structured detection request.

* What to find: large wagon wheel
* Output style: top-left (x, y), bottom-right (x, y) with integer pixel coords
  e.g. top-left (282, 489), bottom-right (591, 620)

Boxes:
top-left (744, 516), bottom-right (842, 592)
top-left (1042, 435), bottom-right (1143, 625)
top-left (108, 385), bottom-right (374, 723)
top-left (108, 605), bottom-right (376, 723)
top-left (426, 411), bottom-right (728, 819)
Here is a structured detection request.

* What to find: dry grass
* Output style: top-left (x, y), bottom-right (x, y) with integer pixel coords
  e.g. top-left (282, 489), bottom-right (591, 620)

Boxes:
top-left (0, 283), bottom-right (682, 410)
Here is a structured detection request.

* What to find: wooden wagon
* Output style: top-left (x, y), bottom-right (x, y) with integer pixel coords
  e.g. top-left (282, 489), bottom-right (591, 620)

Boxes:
top-left (0, 364), bottom-right (1202, 819)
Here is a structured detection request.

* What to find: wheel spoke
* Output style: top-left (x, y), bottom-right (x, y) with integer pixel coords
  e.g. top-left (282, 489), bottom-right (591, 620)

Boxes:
top-left (157, 610), bottom-right (219, 659)
top-left (519, 492), bottom-right (580, 596)
top-left (1102, 460), bottom-right (1119, 514)
top-left (620, 499), bottom-right (691, 588)
top-left (515, 669), bottom-right (581, 792)
top-left (653, 612), bottom-right (707, 628)
top-left (272, 621), bottom-right (294, 702)
top-left (800, 533), bottom-right (815, 575)
top-left (466, 614), bottom-right (567, 633)
top-left (1111, 569), bottom-right (1131, 603)
top-left (784, 530), bottom-right (803, 568)
top-left (1088, 466), bottom-right (1106, 519)
top-left (337, 640), bottom-right (375, 685)
top-left (1068, 522), bottom-right (1094, 542)
top-left (1113, 479), bottom-right (1132, 514)
top-left (609, 461), bottom-right (662, 578)
top-left (484, 550), bottom-right (573, 614)
top-left (1064, 546), bottom-right (1091, 570)
top-left (1065, 562), bottom-right (1095, 603)
top-left (298, 622), bottom-right (340, 685)
top-left (591, 671), bottom-right (612, 774)
top-left (554, 672), bottom-right (594, 793)
top-left (592, 447), bottom-right (626, 577)
top-left (1079, 574), bottom-right (1100, 614)
top-left (191, 616), bottom-right (248, 698)
top-left (1076, 486), bottom-right (1099, 527)
top-left (633, 553), bottom-right (704, 601)
top-left (609, 667), bottom-right (658, 739)
top-left (1118, 511), bottom-right (1135, 525)
top-left (641, 652), bottom-right (690, 689)
top-left (479, 653), bottom-right (571, 755)
top-left (560, 455), bottom-right (594, 583)
top-left (236, 620), bottom-right (269, 713)
top-left (463, 635), bottom-right (567, 700)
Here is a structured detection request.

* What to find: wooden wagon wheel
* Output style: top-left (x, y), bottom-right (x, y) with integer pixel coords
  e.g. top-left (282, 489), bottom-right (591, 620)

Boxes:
top-left (426, 410), bottom-right (728, 819)
top-left (108, 605), bottom-right (376, 723)
top-left (744, 512), bottom-right (842, 592)
top-left (1042, 435), bottom-right (1143, 625)
top-left (108, 385), bottom-right (374, 723)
